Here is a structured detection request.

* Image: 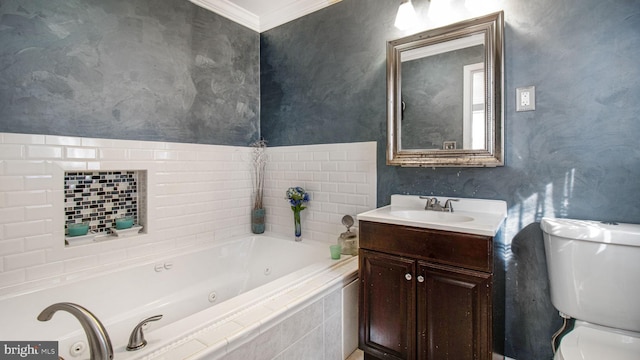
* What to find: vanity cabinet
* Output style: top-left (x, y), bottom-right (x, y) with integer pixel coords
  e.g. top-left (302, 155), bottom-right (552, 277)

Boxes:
top-left (358, 220), bottom-right (493, 360)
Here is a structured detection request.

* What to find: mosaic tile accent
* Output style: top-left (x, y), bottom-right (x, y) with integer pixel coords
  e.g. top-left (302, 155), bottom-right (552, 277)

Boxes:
top-left (64, 171), bottom-right (140, 234)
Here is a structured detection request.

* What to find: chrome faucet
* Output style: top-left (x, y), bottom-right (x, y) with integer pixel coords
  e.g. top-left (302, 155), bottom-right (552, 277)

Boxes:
top-left (38, 302), bottom-right (113, 360)
top-left (127, 315), bottom-right (163, 351)
top-left (420, 196), bottom-right (459, 212)
top-left (443, 198), bottom-right (459, 212)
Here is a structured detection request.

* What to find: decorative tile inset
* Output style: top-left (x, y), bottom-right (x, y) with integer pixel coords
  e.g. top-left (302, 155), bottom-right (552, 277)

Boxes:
top-left (64, 171), bottom-right (139, 234)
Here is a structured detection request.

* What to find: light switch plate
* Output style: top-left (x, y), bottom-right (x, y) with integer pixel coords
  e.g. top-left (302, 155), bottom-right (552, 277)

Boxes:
top-left (516, 86), bottom-right (536, 112)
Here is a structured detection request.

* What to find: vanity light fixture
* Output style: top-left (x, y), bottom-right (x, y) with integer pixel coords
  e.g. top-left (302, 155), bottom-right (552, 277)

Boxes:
top-left (394, 0), bottom-right (419, 30)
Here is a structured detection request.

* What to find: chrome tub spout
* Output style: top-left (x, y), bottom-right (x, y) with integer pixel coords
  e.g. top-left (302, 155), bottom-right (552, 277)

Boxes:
top-left (38, 302), bottom-right (113, 360)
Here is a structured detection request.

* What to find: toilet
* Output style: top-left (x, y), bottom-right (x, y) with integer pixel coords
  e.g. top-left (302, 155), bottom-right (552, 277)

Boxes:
top-left (540, 217), bottom-right (640, 360)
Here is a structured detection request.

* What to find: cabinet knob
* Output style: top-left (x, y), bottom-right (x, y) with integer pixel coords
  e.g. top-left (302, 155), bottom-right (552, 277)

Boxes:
top-left (405, 273), bottom-right (412, 281)
top-left (417, 275), bottom-right (425, 283)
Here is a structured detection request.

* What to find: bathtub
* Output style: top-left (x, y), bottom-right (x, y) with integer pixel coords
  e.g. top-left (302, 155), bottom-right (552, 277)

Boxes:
top-left (0, 234), bottom-right (359, 360)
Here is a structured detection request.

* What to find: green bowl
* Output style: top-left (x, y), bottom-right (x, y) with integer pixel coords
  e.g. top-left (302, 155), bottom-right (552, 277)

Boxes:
top-left (67, 223), bottom-right (89, 237)
top-left (115, 217), bottom-right (134, 229)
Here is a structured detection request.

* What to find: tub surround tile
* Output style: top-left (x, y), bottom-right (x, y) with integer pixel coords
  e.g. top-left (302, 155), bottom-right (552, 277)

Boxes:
top-left (224, 325), bottom-right (282, 360)
top-left (195, 321), bottom-right (244, 347)
top-left (324, 312), bottom-right (343, 360)
top-left (0, 133), bottom-right (375, 297)
top-left (142, 257), bottom-right (358, 360)
top-left (279, 325), bottom-right (325, 360)
top-left (155, 339), bottom-right (208, 360)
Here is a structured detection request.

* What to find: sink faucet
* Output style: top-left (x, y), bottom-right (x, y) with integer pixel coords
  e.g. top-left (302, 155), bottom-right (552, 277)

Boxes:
top-left (38, 302), bottom-right (113, 360)
top-left (443, 198), bottom-right (459, 212)
top-left (420, 196), bottom-right (443, 211)
top-left (420, 196), bottom-right (459, 212)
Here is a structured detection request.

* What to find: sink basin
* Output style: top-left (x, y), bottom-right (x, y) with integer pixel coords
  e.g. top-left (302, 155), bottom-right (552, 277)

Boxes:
top-left (357, 195), bottom-right (508, 236)
top-left (389, 210), bottom-right (474, 223)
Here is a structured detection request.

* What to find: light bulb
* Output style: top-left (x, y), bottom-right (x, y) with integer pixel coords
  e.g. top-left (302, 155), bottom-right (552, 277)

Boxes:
top-left (394, 1), bottom-right (419, 31)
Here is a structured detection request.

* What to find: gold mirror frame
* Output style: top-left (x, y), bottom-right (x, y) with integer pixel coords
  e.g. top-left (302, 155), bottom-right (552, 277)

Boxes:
top-left (387, 11), bottom-right (504, 167)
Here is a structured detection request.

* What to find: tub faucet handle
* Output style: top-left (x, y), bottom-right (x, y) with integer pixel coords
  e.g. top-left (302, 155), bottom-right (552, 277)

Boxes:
top-left (126, 315), bottom-right (163, 351)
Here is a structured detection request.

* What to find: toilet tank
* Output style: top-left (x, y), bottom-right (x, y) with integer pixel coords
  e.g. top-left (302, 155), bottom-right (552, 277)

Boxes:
top-left (541, 217), bottom-right (640, 333)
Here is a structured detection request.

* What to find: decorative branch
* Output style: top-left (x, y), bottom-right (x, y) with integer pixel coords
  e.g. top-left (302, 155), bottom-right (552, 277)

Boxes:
top-left (250, 139), bottom-right (267, 210)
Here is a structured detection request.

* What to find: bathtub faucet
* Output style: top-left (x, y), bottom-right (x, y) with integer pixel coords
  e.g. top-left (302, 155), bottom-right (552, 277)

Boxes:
top-left (38, 302), bottom-right (113, 360)
top-left (127, 314), bottom-right (163, 351)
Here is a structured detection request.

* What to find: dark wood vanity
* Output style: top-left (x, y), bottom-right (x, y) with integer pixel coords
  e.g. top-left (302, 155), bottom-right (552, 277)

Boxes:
top-left (358, 220), bottom-right (494, 360)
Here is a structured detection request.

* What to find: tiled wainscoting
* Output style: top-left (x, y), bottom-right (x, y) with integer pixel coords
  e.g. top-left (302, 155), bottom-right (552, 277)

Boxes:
top-left (0, 132), bottom-right (376, 294)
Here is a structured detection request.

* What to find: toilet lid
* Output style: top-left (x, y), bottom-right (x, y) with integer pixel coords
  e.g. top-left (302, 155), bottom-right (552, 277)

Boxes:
top-left (557, 324), bottom-right (640, 360)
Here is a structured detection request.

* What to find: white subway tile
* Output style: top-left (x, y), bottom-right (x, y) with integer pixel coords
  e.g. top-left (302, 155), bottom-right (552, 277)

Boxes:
top-left (129, 149), bottom-right (154, 160)
top-left (54, 161), bottom-right (87, 171)
top-left (65, 147), bottom-right (97, 159)
top-left (177, 151), bottom-right (199, 161)
top-left (2, 133), bottom-right (45, 145)
top-left (154, 150), bottom-right (179, 161)
top-left (0, 133), bottom-right (376, 294)
top-left (5, 190), bottom-right (47, 207)
top-left (304, 161), bottom-right (322, 171)
top-left (25, 205), bottom-right (54, 221)
top-left (63, 255), bottom-right (98, 273)
top-left (330, 151), bottom-right (347, 161)
top-left (0, 269), bottom-right (25, 288)
top-left (328, 172), bottom-right (347, 183)
top-left (0, 207), bottom-right (24, 224)
top-left (298, 152), bottom-right (314, 161)
top-left (0, 238), bottom-right (25, 256)
top-left (347, 150), bottom-right (370, 161)
top-left (347, 172), bottom-right (367, 184)
top-left (26, 145), bottom-right (63, 159)
top-left (298, 172), bottom-right (314, 181)
top-left (4, 160), bottom-right (47, 175)
top-left (313, 152), bottom-right (329, 161)
top-left (4, 250), bottom-right (46, 270)
top-left (81, 138), bottom-right (116, 148)
top-left (99, 148), bottom-right (128, 160)
top-left (321, 162), bottom-right (338, 172)
top-left (0, 176), bottom-right (24, 191)
top-left (46, 135), bottom-right (81, 146)
top-left (24, 175), bottom-right (53, 190)
top-left (338, 183), bottom-right (357, 194)
top-left (0, 144), bottom-right (25, 159)
top-left (24, 233), bottom-right (55, 251)
top-left (25, 261), bottom-right (64, 281)
top-left (4, 220), bottom-right (47, 239)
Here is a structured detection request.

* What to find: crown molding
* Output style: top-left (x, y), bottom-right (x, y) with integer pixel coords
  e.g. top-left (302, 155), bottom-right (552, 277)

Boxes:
top-left (189, 0), bottom-right (342, 33)
top-left (189, 0), bottom-right (261, 32)
top-left (259, 0), bottom-right (342, 32)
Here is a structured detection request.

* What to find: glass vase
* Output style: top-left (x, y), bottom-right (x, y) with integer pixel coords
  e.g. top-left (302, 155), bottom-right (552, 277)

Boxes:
top-left (293, 208), bottom-right (302, 241)
top-left (251, 208), bottom-right (265, 234)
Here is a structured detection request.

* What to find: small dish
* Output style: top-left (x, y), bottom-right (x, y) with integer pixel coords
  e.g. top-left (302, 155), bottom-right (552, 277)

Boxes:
top-left (115, 217), bottom-right (134, 229)
top-left (65, 232), bottom-right (97, 246)
top-left (67, 223), bottom-right (89, 237)
top-left (112, 225), bottom-right (143, 237)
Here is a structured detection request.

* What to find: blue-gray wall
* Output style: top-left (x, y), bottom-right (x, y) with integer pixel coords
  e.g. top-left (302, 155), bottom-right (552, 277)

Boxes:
top-left (1, 0), bottom-right (639, 358)
top-left (0, 0), bottom-right (260, 146)
top-left (261, 0), bottom-right (640, 359)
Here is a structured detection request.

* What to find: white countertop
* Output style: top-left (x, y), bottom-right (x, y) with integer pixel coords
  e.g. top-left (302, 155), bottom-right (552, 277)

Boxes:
top-left (357, 195), bottom-right (507, 236)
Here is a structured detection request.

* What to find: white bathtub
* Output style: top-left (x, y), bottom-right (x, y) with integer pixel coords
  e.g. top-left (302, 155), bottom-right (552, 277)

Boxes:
top-left (0, 234), bottom-right (359, 360)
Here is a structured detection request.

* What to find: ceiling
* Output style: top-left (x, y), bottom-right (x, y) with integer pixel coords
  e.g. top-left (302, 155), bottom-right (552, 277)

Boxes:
top-left (189, 0), bottom-right (342, 33)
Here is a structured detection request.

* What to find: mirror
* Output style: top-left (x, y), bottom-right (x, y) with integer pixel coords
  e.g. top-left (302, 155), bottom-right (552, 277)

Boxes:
top-left (387, 11), bottom-right (504, 167)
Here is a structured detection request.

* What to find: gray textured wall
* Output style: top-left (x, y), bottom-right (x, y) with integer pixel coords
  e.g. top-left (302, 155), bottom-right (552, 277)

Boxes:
top-left (0, 0), bottom-right (260, 145)
top-left (401, 45), bottom-right (484, 149)
top-left (261, 0), bottom-right (640, 359)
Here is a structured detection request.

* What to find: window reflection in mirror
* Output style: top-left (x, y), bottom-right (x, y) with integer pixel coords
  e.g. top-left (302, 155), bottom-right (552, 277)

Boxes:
top-left (399, 34), bottom-right (484, 151)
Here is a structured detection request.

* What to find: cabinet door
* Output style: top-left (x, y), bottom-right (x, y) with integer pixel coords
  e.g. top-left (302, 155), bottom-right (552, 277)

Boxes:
top-left (359, 249), bottom-right (416, 360)
top-left (417, 262), bottom-right (491, 360)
